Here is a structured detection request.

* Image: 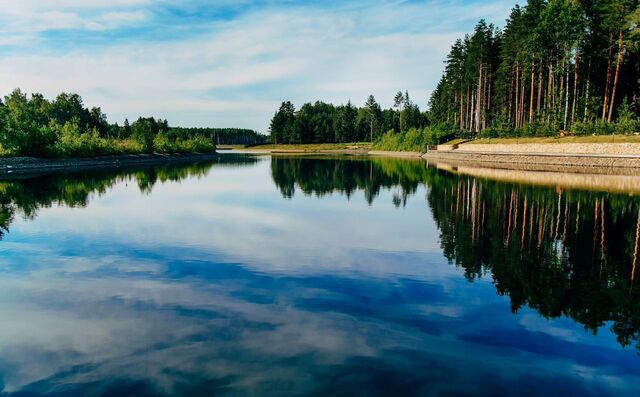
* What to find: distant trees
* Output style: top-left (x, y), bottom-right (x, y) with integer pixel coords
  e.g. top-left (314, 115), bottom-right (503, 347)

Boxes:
top-left (269, 93), bottom-right (428, 144)
top-left (0, 89), bottom-right (263, 157)
top-left (428, 0), bottom-right (640, 137)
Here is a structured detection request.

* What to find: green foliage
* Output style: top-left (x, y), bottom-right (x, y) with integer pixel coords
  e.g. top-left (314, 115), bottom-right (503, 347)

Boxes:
top-left (0, 89), bottom-right (58, 156)
top-left (615, 99), bottom-right (640, 133)
top-left (153, 133), bottom-right (215, 153)
top-left (0, 89), bottom-right (244, 158)
top-left (372, 127), bottom-right (446, 152)
top-left (269, 94), bottom-right (428, 144)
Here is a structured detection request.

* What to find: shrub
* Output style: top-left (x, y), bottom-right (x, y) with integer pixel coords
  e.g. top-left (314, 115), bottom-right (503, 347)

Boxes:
top-left (373, 128), bottom-right (428, 152)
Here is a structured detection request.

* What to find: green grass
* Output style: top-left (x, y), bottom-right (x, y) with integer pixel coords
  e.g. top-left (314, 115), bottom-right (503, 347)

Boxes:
top-left (440, 138), bottom-right (467, 145)
top-left (246, 143), bottom-right (372, 151)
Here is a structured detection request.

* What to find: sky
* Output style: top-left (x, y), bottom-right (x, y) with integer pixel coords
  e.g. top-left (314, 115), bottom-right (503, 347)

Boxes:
top-left (0, 0), bottom-right (515, 132)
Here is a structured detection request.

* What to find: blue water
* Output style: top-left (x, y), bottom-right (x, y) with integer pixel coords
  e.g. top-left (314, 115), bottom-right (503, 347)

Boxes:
top-left (0, 155), bottom-right (638, 396)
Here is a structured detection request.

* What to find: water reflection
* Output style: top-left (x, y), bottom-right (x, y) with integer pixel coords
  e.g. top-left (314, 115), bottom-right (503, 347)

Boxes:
top-left (0, 155), bottom-right (639, 396)
top-left (427, 173), bottom-right (640, 350)
top-left (0, 154), bottom-right (258, 239)
top-left (271, 156), bottom-right (428, 206)
top-left (271, 157), bottom-right (640, 351)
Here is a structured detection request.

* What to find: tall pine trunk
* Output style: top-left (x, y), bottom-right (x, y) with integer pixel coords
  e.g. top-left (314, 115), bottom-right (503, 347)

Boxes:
top-left (563, 58), bottom-right (570, 130)
top-left (583, 58), bottom-right (591, 123)
top-left (537, 57), bottom-right (543, 115)
top-left (529, 62), bottom-right (535, 124)
top-left (515, 62), bottom-right (520, 129)
top-left (608, 29), bottom-right (625, 123)
top-left (508, 66), bottom-right (515, 126)
top-left (602, 33), bottom-right (614, 121)
top-left (476, 63), bottom-right (483, 133)
top-left (571, 53), bottom-right (579, 126)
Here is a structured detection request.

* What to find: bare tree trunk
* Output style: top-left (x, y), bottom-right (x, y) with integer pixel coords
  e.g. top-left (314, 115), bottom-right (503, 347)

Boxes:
top-left (508, 66), bottom-right (514, 126)
top-left (547, 61), bottom-right (554, 124)
top-left (460, 91), bottom-right (464, 130)
top-left (564, 59), bottom-right (570, 130)
top-left (468, 86), bottom-right (473, 131)
top-left (515, 62), bottom-right (520, 129)
top-left (529, 62), bottom-right (535, 124)
top-left (520, 73), bottom-right (526, 128)
top-left (571, 53), bottom-right (579, 127)
top-left (584, 58), bottom-right (591, 123)
top-left (476, 63), bottom-right (483, 133)
top-left (487, 72), bottom-right (492, 123)
top-left (470, 90), bottom-right (476, 132)
top-left (608, 29), bottom-right (625, 123)
top-left (537, 57), bottom-right (543, 114)
top-left (603, 33), bottom-right (614, 120)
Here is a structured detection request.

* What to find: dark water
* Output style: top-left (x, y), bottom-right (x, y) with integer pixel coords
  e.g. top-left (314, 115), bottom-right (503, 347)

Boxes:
top-left (0, 154), bottom-right (639, 396)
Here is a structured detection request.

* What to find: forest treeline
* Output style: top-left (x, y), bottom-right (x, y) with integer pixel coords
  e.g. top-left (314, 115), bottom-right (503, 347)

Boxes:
top-left (268, 93), bottom-right (429, 145)
top-left (429, 0), bottom-right (640, 137)
top-left (0, 89), bottom-right (264, 158)
top-left (270, 0), bottom-right (640, 149)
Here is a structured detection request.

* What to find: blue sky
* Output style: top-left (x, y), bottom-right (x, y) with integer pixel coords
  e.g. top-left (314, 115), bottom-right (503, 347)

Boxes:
top-left (0, 0), bottom-right (515, 131)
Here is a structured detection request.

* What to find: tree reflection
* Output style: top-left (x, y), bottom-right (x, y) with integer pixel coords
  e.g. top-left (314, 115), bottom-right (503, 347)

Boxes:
top-left (270, 156), bottom-right (640, 350)
top-left (270, 156), bottom-right (429, 206)
top-left (428, 174), bottom-right (640, 350)
top-left (0, 155), bottom-right (258, 239)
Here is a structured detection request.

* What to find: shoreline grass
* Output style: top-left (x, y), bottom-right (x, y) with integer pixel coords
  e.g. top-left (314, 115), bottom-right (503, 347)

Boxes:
top-left (245, 143), bottom-right (372, 151)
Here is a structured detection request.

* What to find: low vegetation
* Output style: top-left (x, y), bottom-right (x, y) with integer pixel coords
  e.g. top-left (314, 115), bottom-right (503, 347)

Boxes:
top-left (247, 143), bottom-right (372, 151)
top-left (372, 126), bottom-right (452, 152)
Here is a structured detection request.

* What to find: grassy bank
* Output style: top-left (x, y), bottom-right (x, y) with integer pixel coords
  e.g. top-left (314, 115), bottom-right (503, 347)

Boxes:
top-left (245, 143), bottom-right (372, 151)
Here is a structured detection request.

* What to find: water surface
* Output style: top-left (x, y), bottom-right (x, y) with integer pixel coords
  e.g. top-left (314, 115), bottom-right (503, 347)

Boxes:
top-left (1, 155), bottom-right (639, 396)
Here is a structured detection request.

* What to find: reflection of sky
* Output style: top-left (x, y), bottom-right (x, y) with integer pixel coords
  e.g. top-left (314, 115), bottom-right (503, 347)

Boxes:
top-left (0, 157), bottom-right (639, 396)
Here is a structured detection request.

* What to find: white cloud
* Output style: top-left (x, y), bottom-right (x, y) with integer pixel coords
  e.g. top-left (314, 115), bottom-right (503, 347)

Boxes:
top-left (0, 1), bottom-right (515, 130)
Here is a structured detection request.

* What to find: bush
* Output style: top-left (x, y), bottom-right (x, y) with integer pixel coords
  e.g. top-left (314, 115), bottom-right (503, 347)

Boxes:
top-left (373, 128), bottom-right (428, 152)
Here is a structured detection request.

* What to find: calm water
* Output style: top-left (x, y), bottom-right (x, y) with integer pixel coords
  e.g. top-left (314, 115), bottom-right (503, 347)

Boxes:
top-left (1, 154), bottom-right (639, 396)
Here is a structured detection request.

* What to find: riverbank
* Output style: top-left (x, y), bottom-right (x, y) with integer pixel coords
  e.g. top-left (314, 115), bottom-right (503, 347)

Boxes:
top-left (0, 152), bottom-right (220, 178)
top-left (237, 141), bottom-right (640, 175)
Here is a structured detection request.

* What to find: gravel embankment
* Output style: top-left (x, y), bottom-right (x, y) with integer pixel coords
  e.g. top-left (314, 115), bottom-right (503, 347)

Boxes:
top-left (424, 151), bottom-right (640, 175)
top-left (0, 152), bottom-right (220, 177)
top-left (455, 142), bottom-right (640, 155)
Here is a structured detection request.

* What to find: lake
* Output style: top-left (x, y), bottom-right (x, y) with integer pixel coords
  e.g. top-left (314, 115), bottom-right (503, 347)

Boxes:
top-left (0, 154), bottom-right (639, 396)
